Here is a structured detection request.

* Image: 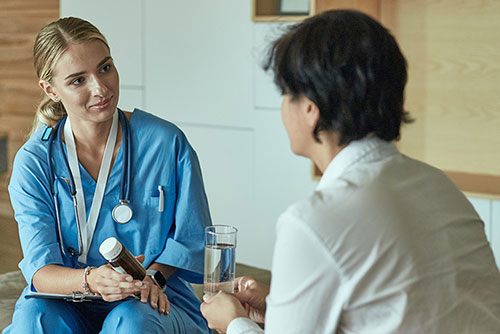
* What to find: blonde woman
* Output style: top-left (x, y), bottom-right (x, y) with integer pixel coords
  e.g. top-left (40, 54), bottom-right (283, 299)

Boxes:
top-left (5, 17), bottom-right (211, 333)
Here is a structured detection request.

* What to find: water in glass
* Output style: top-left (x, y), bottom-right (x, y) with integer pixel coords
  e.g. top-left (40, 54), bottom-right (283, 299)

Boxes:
top-left (204, 243), bottom-right (236, 295)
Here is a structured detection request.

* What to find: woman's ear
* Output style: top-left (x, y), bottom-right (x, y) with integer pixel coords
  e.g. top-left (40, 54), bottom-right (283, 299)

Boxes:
top-left (303, 98), bottom-right (320, 130)
top-left (39, 79), bottom-right (59, 102)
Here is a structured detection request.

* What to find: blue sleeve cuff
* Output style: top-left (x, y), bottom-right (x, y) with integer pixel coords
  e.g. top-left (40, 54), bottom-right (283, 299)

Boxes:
top-left (19, 243), bottom-right (64, 287)
top-left (155, 238), bottom-right (204, 283)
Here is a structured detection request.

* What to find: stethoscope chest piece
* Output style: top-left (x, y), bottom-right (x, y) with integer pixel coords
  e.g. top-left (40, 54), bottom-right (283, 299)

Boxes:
top-left (112, 201), bottom-right (133, 224)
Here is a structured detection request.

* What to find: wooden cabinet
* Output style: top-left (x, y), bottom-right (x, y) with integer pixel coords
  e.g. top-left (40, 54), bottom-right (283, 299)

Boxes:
top-left (252, 0), bottom-right (380, 21)
top-left (382, 0), bottom-right (500, 198)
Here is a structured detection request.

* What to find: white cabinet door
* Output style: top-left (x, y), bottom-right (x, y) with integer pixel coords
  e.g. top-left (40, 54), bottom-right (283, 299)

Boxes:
top-left (179, 124), bottom-right (256, 266)
top-left (143, 0), bottom-right (253, 128)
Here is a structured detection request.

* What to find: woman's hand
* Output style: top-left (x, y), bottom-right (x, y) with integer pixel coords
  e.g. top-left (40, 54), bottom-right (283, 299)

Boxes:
top-left (135, 254), bottom-right (171, 314)
top-left (234, 276), bottom-right (269, 324)
top-left (88, 264), bottom-right (145, 302)
top-left (89, 254), bottom-right (170, 314)
top-left (138, 275), bottom-right (170, 315)
top-left (200, 291), bottom-right (249, 333)
top-left (200, 276), bottom-right (270, 332)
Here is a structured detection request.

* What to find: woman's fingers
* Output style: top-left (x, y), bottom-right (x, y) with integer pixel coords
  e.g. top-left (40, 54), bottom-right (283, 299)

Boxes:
top-left (200, 291), bottom-right (249, 331)
top-left (95, 267), bottom-right (171, 315)
top-left (137, 277), bottom-right (170, 315)
top-left (102, 281), bottom-right (142, 295)
top-left (92, 265), bottom-right (144, 298)
top-left (158, 291), bottom-right (170, 315)
top-left (140, 279), bottom-right (150, 303)
top-left (148, 281), bottom-right (159, 309)
top-left (97, 264), bottom-right (134, 282)
top-left (234, 276), bottom-right (256, 293)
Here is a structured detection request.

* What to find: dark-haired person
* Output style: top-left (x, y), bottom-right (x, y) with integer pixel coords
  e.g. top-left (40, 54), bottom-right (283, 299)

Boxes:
top-left (200, 9), bottom-right (500, 334)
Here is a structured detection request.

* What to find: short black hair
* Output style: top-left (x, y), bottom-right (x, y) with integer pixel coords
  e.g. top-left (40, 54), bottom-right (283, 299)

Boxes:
top-left (264, 10), bottom-right (412, 145)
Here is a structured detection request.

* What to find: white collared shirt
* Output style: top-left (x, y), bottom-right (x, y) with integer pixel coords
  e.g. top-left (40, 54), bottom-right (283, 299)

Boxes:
top-left (229, 136), bottom-right (500, 334)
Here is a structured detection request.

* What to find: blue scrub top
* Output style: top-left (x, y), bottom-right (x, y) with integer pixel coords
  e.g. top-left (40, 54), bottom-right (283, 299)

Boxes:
top-left (8, 109), bottom-right (212, 313)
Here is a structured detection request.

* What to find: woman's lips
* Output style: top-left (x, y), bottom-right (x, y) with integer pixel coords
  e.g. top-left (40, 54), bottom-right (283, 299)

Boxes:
top-left (90, 96), bottom-right (112, 109)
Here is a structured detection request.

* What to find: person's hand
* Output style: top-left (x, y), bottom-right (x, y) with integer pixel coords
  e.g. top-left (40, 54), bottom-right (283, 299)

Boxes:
top-left (135, 254), bottom-right (170, 315)
top-left (88, 263), bottom-right (144, 302)
top-left (138, 274), bottom-right (170, 315)
top-left (89, 255), bottom-right (170, 314)
top-left (200, 291), bottom-right (249, 333)
top-left (234, 276), bottom-right (269, 324)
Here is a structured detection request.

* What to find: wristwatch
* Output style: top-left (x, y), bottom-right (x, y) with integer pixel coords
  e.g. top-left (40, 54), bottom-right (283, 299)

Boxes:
top-left (146, 269), bottom-right (167, 291)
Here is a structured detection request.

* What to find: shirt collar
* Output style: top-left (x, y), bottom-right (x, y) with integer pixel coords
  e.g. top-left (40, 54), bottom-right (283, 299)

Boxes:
top-left (316, 135), bottom-right (399, 190)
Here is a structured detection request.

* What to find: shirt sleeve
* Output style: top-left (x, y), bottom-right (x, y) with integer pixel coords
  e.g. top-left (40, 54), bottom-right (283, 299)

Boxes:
top-left (8, 146), bottom-right (65, 286)
top-left (155, 142), bottom-right (212, 283)
top-left (263, 210), bottom-right (344, 333)
top-left (227, 317), bottom-right (264, 334)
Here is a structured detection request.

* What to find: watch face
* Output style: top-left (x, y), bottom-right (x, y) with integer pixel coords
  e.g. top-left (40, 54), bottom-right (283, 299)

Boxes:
top-left (153, 271), bottom-right (167, 289)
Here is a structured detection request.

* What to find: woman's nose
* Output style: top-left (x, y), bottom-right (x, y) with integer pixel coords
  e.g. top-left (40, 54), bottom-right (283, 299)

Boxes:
top-left (89, 75), bottom-right (108, 97)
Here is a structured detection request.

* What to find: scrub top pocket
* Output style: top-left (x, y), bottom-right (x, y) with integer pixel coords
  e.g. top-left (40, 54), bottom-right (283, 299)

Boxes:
top-left (145, 185), bottom-right (176, 252)
top-left (148, 185), bottom-right (176, 214)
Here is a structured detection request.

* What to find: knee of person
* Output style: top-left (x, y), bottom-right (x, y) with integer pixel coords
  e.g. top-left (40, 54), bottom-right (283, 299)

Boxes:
top-left (103, 301), bottom-right (162, 332)
top-left (8, 299), bottom-right (75, 333)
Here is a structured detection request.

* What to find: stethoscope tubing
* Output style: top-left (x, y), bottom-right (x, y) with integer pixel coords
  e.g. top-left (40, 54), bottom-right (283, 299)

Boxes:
top-left (118, 110), bottom-right (131, 202)
top-left (47, 109), bottom-right (131, 258)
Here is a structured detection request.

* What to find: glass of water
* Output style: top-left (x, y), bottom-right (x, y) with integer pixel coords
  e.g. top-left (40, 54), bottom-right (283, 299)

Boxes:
top-left (204, 225), bottom-right (238, 295)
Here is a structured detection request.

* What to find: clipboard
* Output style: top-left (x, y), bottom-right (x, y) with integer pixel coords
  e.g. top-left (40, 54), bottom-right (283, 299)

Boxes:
top-left (26, 291), bottom-right (139, 303)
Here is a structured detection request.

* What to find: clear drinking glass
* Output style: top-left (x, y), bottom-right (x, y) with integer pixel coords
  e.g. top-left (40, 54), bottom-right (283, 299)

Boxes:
top-left (204, 225), bottom-right (238, 295)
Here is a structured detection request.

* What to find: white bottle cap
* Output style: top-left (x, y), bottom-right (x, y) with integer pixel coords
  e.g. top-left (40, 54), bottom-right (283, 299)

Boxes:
top-left (99, 237), bottom-right (123, 261)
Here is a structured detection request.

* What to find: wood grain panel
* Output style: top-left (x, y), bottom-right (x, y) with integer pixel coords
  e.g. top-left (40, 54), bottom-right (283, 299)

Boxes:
top-left (0, 0), bottom-right (58, 226)
top-left (0, 0), bottom-right (58, 16)
top-left (381, 0), bottom-right (500, 197)
top-left (0, 75), bottom-right (40, 115)
top-left (252, 0), bottom-right (380, 21)
top-left (446, 171), bottom-right (500, 200)
top-left (253, 0), bottom-right (278, 17)
top-left (315, 0), bottom-right (380, 18)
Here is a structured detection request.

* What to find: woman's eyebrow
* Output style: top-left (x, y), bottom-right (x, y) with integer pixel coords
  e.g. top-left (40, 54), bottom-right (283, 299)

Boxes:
top-left (64, 71), bottom-right (85, 80)
top-left (97, 56), bottom-right (112, 68)
top-left (64, 56), bottom-right (112, 80)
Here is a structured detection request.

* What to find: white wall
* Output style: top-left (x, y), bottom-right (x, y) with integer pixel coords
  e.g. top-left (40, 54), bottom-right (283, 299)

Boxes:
top-left (61, 1), bottom-right (500, 271)
top-left (60, 0), bottom-right (316, 270)
top-left (469, 197), bottom-right (500, 269)
top-left (60, 0), bottom-right (145, 111)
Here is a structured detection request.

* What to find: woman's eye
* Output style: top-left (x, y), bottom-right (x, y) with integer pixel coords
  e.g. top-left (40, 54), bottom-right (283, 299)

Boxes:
top-left (71, 77), bottom-right (84, 85)
top-left (101, 64), bottom-right (111, 73)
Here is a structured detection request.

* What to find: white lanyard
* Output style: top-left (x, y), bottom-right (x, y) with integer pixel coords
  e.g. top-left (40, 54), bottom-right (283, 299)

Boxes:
top-left (64, 111), bottom-right (118, 263)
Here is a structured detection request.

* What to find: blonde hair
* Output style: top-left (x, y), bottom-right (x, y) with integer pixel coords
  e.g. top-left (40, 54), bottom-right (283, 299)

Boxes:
top-left (30, 17), bottom-right (109, 137)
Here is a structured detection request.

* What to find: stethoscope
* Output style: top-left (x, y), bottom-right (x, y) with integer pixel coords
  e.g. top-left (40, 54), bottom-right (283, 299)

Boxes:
top-left (46, 109), bottom-right (132, 258)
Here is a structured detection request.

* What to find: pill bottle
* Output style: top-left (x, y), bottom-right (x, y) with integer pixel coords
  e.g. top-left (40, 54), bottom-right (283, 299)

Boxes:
top-left (99, 237), bottom-right (146, 280)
